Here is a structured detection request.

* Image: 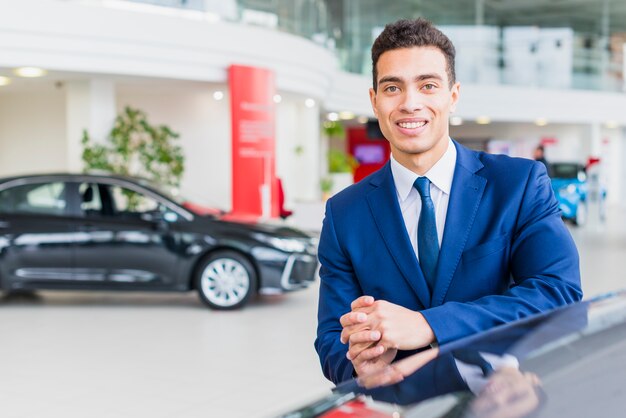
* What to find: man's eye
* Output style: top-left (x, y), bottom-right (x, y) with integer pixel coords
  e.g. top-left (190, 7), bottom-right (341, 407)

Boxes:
top-left (384, 86), bottom-right (399, 93)
top-left (422, 83), bottom-right (437, 90)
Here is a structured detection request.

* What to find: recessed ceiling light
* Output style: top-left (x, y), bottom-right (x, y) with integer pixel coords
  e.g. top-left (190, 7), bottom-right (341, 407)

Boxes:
top-left (273, 94), bottom-right (282, 103)
top-left (605, 121), bottom-right (618, 129)
top-left (14, 67), bottom-right (48, 78)
top-left (212, 91), bottom-right (224, 100)
top-left (357, 116), bottom-right (369, 124)
top-left (450, 116), bottom-right (463, 126)
top-left (327, 112), bottom-right (339, 121)
top-left (339, 111), bottom-right (355, 120)
top-left (476, 116), bottom-right (491, 125)
top-left (0, 76), bottom-right (11, 86)
top-left (305, 98), bottom-right (316, 108)
top-left (535, 118), bottom-right (548, 126)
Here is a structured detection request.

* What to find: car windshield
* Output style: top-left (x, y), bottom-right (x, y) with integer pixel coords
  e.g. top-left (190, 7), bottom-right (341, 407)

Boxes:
top-left (551, 163), bottom-right (581, 179)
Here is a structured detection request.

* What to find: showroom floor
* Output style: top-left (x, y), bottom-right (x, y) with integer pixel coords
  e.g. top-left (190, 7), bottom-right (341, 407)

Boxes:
top-left (0, 204), bottom-right (624, 418)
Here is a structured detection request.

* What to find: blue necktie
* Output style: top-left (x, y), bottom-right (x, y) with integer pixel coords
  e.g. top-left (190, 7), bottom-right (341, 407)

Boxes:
top-left (414, 177), bottom-right (439, 291)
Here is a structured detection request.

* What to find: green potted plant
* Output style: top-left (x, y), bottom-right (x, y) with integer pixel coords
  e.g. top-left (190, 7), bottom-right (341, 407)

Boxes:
top-left (320, 177), bottom-right (334, 201)
top-left (81, 107), bottom-right (185, 208)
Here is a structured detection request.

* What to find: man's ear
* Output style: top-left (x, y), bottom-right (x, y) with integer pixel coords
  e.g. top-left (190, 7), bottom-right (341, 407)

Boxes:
top-left (369, 87), bottom-right (379, 118)
top-left (449, 82), bottom-right (460, 113)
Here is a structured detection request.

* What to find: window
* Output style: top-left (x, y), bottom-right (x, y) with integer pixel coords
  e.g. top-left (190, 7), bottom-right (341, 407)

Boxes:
top-left (76, 182), bottom-right (179, 222)
top-left (0, 182), bottom-right (67, 216)
top-left (110, 185), bottom-right (161, 215)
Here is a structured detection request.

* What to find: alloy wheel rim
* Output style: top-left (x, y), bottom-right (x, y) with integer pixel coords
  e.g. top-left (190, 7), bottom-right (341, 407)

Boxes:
top-left (200, 258), bottom-right (250, 306)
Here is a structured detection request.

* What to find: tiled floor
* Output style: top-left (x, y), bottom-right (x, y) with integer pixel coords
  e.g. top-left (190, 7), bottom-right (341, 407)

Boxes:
top-left (0, 204), bottom-right (624, 418)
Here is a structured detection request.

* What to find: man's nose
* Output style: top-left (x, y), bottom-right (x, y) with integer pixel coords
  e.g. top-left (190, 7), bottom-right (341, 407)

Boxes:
top-left (398, 89), bottom-right (425, 113)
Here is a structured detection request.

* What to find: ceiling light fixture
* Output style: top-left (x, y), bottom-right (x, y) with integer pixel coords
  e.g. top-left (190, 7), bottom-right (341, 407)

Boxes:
top-left (305, 98), bottom-right (316, 108)
top-left (0, 76), bottom-right (11, 86)
top-left (535, 118), bottom-right (548, 126)
top-left (327, 112), bottom-right (339, 121)
top-left (357, 116), bottom-right (369, 124)
top-left (212, 91), bottom-right (224, 101)
top-left (14, 67), bottom-right (48, 78)
top-left (476, 116), bottom-right (491, 125)
top-left (339, 111), bottom-right (355, 120)
top-left (273, 94), bottom-right (282, 103)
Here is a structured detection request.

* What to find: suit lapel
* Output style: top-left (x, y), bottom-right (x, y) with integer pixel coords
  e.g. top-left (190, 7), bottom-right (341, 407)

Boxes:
top-left (366, 163), bottom-right (432, 308)
top-left (432, 142), bottom-right (486, 306)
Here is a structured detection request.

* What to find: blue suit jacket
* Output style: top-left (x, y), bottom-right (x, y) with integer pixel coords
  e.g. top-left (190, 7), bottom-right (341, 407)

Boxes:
top-left (315, 141), bottom-right (582, 384)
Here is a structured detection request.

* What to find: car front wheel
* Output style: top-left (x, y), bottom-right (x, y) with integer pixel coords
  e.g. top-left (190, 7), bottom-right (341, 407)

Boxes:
top-left (195, 251), bottom-right (256, 310)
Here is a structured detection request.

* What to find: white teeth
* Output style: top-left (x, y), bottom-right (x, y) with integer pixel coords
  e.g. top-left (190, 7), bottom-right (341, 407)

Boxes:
top-left (398, 121), bottom-right (426, 129)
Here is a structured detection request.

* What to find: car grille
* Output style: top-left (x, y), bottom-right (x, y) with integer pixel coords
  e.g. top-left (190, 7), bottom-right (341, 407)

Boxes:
top-left (287, 255), bottom-right (317, 285)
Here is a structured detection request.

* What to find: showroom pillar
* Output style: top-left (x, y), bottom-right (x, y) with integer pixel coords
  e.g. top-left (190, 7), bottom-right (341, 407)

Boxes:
top-left (65, 79), bottom-right (116, 172)
top-left (294, 100), bottom-right (321, 202)
top-left (275, 97), bottom-right (322, 206)
top-left (588, 123), bottom-right (603, 158)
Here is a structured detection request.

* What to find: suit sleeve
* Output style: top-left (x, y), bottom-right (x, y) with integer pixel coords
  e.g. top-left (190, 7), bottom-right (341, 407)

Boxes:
top-left (314, 199), bottom-right (363, 384)
top-left (421, 161), bottom-right (583, 344)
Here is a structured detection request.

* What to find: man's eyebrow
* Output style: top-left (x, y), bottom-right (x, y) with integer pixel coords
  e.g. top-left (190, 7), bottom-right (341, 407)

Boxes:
top-left (415, 73), bottom-right (443, 82)
top-left (378, 74), bottom-right (444, 85)
top-left (378, 76), bottom-right (403, 85)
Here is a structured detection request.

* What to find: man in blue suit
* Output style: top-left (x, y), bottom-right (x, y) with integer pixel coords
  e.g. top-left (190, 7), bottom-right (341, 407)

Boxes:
top-left (315, 18), bottom-right (582, 385)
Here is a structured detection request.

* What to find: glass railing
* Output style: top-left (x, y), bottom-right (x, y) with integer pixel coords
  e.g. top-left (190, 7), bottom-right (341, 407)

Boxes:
top-left (72, 0), bottom-right (626, 93)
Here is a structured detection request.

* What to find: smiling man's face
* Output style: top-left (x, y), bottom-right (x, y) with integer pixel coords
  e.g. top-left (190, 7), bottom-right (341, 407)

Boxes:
top-left (369, 46), bottom-right (460, 174)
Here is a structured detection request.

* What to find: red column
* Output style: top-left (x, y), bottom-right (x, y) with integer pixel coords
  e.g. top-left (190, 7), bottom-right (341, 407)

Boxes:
top-left (229, 65), bottom-right (278, 219)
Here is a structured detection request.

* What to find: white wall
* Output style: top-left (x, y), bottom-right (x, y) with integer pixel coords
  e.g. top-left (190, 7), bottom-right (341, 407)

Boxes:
top-left (0, 90), bottom-right (67, 177)
top-left (597, 127), bottom-right (625, 206)
top-left (117, 82), bottom-right (232, 210)
top-left (276, 96), bottom-right (321, 205)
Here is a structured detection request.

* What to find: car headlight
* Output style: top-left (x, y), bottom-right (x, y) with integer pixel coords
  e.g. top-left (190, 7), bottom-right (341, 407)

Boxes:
top-left (253, 234), bottom-right (308, 253)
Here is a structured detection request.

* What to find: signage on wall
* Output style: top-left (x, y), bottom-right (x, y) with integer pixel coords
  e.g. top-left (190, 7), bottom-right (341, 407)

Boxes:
top-left (540, 137), bottom-right (558, 145)
top-left (229, 65), bottom-right (278, 219)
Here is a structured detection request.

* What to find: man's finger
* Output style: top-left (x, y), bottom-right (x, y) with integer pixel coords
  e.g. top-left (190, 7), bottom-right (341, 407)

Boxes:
top-left (340, 322), bottom-right (370, 344)
top-left (351, 343), bottom-right (386, 362)
top-left (349, 330), bottom-right (381, 345)
top-left (351, 295), bottom-right (375, 310)
top-left (345, 341), bottom-right (375, 361)
top-left (339, 311), bottom-right (368, 328)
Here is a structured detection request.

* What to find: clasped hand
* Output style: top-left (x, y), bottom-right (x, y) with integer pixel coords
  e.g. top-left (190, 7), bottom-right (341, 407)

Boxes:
top-left (339, 295), bottom-right (435, 383)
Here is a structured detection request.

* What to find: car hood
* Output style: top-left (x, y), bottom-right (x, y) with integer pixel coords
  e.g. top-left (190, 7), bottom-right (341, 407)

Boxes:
top-left (283, 290), bottom-right (626, 418)
top-left (191, 215), bottom-right (315, 240)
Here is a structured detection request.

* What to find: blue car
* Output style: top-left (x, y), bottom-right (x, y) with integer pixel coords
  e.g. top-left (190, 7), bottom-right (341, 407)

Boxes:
top-left (550, 162), bottom-right (587, 226)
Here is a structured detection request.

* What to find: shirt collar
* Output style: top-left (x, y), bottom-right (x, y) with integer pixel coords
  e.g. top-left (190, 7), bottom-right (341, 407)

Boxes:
top-left (390, 138), bottom-right (457, 202)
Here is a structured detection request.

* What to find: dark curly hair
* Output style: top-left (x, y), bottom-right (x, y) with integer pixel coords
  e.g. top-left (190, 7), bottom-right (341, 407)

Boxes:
top-left (371, 18), bottom-right (456, 90)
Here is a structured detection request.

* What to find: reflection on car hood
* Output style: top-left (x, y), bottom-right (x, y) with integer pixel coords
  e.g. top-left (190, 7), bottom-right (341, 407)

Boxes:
top-left (293, 290), bottom-right (626, 418)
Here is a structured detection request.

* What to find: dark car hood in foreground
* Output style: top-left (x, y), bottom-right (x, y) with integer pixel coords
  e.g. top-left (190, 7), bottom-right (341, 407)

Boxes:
top-left (284, 290), bottom-right (626, 418)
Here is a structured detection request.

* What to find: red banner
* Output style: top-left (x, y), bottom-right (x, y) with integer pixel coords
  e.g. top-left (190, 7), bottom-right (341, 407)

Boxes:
top-left (229, 65), bottom-right (278, 219)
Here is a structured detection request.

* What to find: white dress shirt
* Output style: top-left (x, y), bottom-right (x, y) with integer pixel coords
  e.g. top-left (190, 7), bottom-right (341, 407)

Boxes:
top-left (390, 138), bottom-right (457, 261)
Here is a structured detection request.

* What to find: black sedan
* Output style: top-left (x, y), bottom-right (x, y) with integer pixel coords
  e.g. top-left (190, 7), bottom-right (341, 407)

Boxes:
top-left (0, 173), bottom-right (318, 310)
top-left (281, 289), bottom-right (626, 417)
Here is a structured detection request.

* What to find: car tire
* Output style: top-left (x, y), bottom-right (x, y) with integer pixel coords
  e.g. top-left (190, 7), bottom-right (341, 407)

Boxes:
top-left (573, 202), bottom-right (587, 226)
top-left (195, 250), bottom-right (256, 310)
